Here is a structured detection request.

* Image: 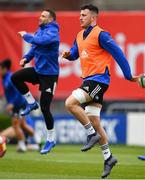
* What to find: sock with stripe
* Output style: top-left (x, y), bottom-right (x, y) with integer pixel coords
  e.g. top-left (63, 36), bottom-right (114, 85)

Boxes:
top-left (101, 143), bottom-right (111, 161)
top-left (84, 122), bottom-right (96, 136)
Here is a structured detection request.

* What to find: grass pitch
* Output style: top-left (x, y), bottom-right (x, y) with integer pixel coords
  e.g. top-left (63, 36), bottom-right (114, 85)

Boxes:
top-left (0, 144), bottom-right (145, 179)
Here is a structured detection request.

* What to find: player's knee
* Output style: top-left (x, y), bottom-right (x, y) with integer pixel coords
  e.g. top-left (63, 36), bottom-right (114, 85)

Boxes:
top-left (65, 96), bottom-right (78, 111)
top-left (65, 88), bottom-right (86, 112)
top-left (71, 88), bottom-right (86, 104)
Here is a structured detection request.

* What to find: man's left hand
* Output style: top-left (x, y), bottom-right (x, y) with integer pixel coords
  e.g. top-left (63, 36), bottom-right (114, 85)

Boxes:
top-left (18, 31), bottom-right (27, 37)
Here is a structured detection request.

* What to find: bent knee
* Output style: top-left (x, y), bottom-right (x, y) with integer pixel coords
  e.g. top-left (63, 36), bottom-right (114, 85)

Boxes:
top-left (71, 88), bottom-right (86, 104)
top-left (65, 96), bottom-right (78, 112)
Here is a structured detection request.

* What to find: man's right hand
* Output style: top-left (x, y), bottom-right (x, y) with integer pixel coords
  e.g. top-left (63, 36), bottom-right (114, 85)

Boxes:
top-left (61, 51), bottom-right (70, 59)
top-left (20, 58), bottom-right (27, 67)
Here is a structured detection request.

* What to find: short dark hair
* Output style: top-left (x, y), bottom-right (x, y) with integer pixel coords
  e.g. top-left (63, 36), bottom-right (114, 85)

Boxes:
top-left (0, 58), bottom-right (11, 70)
top-left (81, 4), bottom-right (99, 14)
top-left (45, 9), bottom-right (56, 21)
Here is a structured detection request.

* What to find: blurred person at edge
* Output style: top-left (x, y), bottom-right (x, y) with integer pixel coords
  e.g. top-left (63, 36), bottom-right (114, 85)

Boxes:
top-left (11, 9), bottom-right (60, 154)
top-left (0, 59), bottom-right (34, 152)
top-left (138, 155), bottom-right (145, 161)
top-left (1, 115), bottom-right (40, 151)
top-left (62, 4), bottom-right (141, 179)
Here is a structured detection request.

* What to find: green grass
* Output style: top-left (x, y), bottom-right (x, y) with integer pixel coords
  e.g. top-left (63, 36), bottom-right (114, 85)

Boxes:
top-left (0, 145), bottom-right (145, 179)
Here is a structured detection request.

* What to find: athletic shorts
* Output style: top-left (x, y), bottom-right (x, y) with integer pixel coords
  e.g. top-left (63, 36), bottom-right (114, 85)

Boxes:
top-left (14, 67), bottom-right (58, 94)
top-left (80, 80), bottom-right (109, 104)
top-left (37, 74), bottom-right (58, 94)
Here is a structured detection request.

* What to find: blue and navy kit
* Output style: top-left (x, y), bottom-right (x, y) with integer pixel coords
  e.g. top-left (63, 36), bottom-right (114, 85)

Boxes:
top-left (67, 25), bottom-right (132, 85)
top-left (2, 71), bottom-right (27, 110)
top-left (23, 21), bottom-right (60, 76)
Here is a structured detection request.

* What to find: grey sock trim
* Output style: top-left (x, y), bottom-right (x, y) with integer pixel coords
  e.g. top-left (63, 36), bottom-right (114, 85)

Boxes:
top-left (101, 143), bottom-right (109, 150)
top-left (84, 122), bottom-right (92, 129)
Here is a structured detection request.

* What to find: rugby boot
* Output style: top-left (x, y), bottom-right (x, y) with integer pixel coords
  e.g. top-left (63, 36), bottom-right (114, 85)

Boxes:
top-left (138, 155), bottom-right (145, 160)
top-left (101, 155), bottom-right (118, 178)
top-left (81, 133), bottom-right (101, 152)
top-left (40, 141), bottom-right (56, 154)
top-left (20, 101), bottom-right (39, 116)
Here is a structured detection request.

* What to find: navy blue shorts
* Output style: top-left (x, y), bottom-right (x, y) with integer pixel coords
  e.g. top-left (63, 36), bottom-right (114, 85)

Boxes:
top-left (80, 80), bottom-right (109, 104)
